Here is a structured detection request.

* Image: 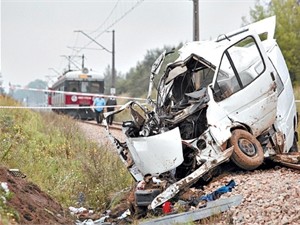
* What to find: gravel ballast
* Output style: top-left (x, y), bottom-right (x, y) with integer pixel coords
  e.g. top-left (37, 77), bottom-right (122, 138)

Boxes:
top-left (78, 121), bottom-right (300, 225)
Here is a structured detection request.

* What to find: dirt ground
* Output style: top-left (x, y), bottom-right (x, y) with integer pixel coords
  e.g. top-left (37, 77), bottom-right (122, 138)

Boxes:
top-left (0, 166), bottom-right (73, 225)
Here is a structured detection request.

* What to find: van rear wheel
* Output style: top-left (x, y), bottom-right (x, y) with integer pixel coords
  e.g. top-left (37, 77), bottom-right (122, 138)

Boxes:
top-left (229, 129), bottom-right (264, 170)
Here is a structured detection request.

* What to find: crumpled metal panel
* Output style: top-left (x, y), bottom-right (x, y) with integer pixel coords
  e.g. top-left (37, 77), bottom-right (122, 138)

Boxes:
top-left (127, 127), bottom-right (183, 175)
top-left (150, 146), bottom-right (234, 209)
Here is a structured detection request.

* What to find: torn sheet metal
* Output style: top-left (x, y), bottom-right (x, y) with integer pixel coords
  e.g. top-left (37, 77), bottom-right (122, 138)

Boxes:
top-left (150, 146), bottom-right (234, 209)
top-left (271, 152), bottom-right (300, 170)
top-left (127, 127), bottom-right (183, 175)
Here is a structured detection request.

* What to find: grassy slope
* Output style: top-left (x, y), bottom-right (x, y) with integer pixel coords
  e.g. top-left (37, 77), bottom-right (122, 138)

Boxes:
top-left (0, 95), bottom-right (132, 222)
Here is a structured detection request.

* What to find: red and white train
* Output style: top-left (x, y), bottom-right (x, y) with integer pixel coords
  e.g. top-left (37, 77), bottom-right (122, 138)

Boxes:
top-left (48, 68), bottom-right (104, 120)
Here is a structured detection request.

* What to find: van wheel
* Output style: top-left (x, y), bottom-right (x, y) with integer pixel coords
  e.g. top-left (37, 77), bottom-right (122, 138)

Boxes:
top-left (229, 129), bottom-right (264, 170)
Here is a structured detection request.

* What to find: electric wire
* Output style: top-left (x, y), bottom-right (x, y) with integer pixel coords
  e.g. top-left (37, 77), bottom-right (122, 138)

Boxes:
top-left (75, 0), bottom-right (144, 53)
top-left (58, 0), bottom-right (144, 75)
top-left (90, 0), bottom-right (121, 34)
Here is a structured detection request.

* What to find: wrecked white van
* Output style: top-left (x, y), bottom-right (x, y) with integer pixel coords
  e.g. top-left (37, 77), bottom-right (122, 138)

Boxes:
top-left (105, 16), bottom-right (298, 211)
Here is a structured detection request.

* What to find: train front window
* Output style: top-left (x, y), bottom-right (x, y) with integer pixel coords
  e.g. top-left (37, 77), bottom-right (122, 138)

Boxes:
top-left (65, 80), bottom-right (104, 93)
top-left (66, 81), bottom-right (80, 92)
top-left (81, 81), bottom-right (89, 93)
top-left (89, 81), bottom-right (104, 93)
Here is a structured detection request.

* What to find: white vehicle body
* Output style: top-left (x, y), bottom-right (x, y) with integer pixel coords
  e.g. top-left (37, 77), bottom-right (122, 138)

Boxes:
top-left (106, 16), bottom-right (298, 211)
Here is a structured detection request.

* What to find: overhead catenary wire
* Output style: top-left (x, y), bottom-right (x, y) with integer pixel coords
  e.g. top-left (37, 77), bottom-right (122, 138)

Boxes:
top-left (90, 0), bottom-right (121, 35)
top-left (73, 0), bottom-right (145, 54)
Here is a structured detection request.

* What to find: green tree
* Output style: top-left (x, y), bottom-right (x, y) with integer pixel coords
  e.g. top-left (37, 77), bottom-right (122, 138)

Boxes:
top-left (121, 45), bottom-right (180, 97)
top-left (105, 44), bottom-right (182, 98)
top-left (103, 65), bottom-right (126, 95)
top-left (244, 0), bottom-right (300, 84)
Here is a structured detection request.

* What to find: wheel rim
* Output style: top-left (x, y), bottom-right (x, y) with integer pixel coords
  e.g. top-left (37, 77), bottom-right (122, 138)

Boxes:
top-left (238, 138), bottom-right (256, 157)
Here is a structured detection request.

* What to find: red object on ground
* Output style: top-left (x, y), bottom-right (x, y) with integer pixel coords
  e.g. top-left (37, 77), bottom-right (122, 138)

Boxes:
top-left (162, 201), bottom-right (172, 214)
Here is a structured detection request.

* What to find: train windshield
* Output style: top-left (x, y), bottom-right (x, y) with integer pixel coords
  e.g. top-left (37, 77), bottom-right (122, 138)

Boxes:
top-left (65, 81), bottom-right (104, 94)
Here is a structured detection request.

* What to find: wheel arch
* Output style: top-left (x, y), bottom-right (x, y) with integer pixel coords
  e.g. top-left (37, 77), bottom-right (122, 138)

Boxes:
top-left (229, 122), bottom-right (252, 134)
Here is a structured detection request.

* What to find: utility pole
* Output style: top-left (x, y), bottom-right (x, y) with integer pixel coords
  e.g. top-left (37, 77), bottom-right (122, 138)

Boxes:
top-left (193, 0), bottom-right (199, 41)
top-left (111, 30), bottom-right (116, 94)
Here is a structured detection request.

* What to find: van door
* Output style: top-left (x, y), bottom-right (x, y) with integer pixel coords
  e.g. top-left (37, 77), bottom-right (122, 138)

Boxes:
top-left (212, 33), bottom-right (277, 136)
top-left (268, 45), bottom-right (297, 152)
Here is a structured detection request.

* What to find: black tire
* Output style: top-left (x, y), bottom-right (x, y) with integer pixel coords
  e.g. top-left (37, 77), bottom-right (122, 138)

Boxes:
top-left (229, 129), bottom-right (264, 170)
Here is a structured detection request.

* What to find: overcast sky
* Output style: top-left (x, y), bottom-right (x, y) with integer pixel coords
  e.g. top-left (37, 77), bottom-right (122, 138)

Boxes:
top-left (1, 0), bottom-right (256, 87)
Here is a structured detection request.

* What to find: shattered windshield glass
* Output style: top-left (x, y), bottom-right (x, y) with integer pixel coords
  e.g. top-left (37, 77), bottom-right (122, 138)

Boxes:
top-left (157, 55), bottom-right (215, 111)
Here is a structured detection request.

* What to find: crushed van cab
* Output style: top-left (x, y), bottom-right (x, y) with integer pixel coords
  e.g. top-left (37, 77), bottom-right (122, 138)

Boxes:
top-left (105, 16), bottom-right (298, 211)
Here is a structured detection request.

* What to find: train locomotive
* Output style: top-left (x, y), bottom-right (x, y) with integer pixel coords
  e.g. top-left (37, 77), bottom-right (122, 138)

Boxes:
top-left (48, 68), bottom-right (104, 120)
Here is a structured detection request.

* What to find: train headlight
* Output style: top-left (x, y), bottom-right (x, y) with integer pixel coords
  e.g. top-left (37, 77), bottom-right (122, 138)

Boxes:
top-left (71, 95), bottom-right (78, 102)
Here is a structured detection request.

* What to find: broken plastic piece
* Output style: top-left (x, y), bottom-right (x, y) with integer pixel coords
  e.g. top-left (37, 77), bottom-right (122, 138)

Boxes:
top-left (8, 169), bottom-right (26, 178)
top-left (135, 189), bottom-right (161, 207)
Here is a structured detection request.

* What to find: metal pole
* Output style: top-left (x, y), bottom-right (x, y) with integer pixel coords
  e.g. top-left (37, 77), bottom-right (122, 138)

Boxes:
top-left (111, 30), bottom-right (116, 93)
top-left (82, 54), bottom-right (85, 69)
top-left (193, 0), bottom-right (199, 41)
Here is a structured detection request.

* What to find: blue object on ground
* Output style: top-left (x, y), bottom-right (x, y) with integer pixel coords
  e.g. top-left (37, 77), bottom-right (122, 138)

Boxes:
top-left (199, 180), bottom-right (236, 202)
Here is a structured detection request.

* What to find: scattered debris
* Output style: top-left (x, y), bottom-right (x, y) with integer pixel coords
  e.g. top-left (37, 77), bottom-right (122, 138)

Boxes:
top-left (271, 152), bottom-right (300, 164)
top-left (139, 195), bottom-right (243, 225)
top-left (1, 182), bottom-right (9, 194)
top-left (8, 168), bottom-right (26, 178)
top-left (191, 180), bottom-right (236, 207)
top-left (271, 152), bottom-right (300, 170)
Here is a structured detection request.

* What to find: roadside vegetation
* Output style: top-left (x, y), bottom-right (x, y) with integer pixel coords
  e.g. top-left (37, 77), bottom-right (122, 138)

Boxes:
top-left (0, 95), bottom-right (133, 222)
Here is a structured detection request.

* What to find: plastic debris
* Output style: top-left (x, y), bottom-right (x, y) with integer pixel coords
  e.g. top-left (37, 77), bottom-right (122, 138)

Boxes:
top-left (8, 168), bottom-right (26, 178)
top-left (117, 209), bottom-right (131, 220)
top-left (1, 182), bottom-right (9, 193)
top-left (69, 206), bottom-right (89, 215)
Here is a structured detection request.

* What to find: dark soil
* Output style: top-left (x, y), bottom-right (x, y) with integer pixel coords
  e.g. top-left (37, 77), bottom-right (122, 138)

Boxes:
top-left (0, 166), bottom-right (73, 224)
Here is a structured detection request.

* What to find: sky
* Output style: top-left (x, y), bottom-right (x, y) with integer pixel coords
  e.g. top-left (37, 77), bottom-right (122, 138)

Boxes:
top-left (1, 0), bottom-right (256, 88)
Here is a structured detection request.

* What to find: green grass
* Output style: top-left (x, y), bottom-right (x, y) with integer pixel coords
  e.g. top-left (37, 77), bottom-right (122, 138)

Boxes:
top-left (0, 186), bottom-right (19, 224)
top-left (0, 95), bottom-right (133, 223)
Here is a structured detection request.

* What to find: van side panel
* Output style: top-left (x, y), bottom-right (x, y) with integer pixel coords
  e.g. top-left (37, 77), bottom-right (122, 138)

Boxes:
top-left (267, 44), bottom-right (297, 152)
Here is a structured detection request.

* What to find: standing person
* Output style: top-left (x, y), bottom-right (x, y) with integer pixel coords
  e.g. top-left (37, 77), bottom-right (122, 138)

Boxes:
top-left (93, 95), bottom-right (106, 124)
top-left (106, 96), bottom-right (117, 125)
